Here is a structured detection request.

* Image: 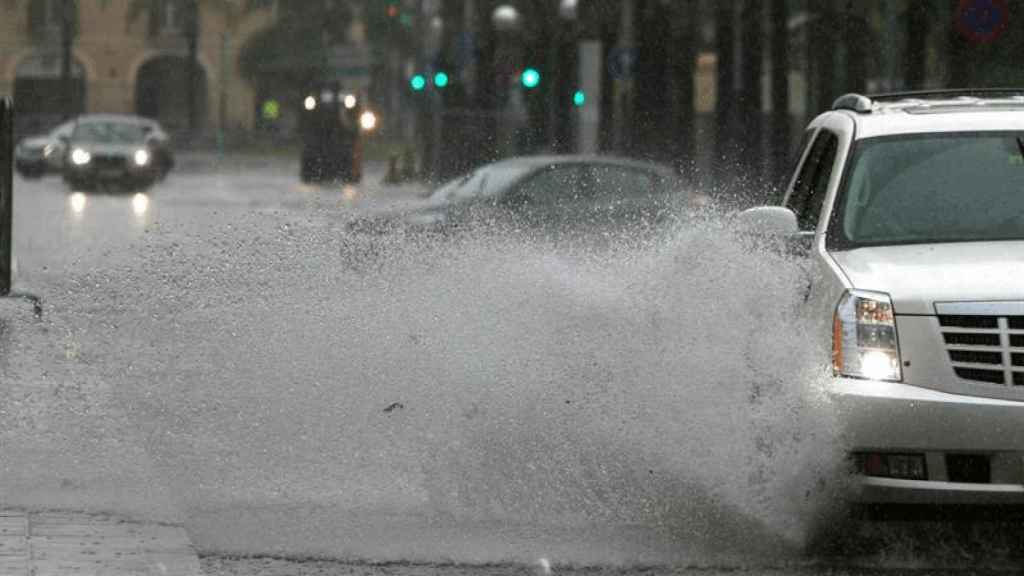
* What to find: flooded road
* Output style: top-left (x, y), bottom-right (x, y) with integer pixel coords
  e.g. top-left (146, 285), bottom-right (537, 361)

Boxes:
top-left (4, 159), bottom-right (1024, 574)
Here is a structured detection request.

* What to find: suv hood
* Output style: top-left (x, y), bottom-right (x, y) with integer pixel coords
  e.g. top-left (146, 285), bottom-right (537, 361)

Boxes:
top-left (830, 241), bottom-right (1024, 315)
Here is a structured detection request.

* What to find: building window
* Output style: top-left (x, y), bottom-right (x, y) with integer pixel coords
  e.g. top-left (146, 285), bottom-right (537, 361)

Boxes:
top-left (29, 0), bottom-right (72, 35)
top-left (158, 0), bottom-right (183, 33)
top-left (43, 0), bottom-right (65, 28)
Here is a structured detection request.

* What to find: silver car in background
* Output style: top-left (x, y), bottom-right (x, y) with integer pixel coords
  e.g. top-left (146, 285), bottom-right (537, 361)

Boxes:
top-left (363, 155), bottom-right (687, 242)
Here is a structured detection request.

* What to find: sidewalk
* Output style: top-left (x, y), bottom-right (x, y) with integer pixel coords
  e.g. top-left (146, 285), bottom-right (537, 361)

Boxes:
top-left (0, 510), bottom-right (202, 575)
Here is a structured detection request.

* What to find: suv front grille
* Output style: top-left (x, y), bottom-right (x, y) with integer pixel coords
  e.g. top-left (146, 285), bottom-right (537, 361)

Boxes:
top-left (940, 315), bottom-right (1024, 386)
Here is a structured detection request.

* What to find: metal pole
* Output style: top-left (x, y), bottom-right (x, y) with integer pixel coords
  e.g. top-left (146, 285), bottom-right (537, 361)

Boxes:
top-left (186, 0), bottom-right (200, 135)
top-left (0, 97), bottom-right (12, 296)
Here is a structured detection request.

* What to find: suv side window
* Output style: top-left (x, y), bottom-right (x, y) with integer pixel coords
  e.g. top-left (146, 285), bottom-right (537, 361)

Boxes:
top-left (787, 130), bottom-right (839, 231)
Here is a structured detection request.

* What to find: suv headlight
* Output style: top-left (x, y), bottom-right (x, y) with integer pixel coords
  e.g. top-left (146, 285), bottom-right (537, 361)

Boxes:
top-left (833, 290), bottom-right (902, 382)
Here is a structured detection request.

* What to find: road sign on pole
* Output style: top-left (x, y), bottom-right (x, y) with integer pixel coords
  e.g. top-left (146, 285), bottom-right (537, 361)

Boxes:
top-left (956, 0), bottom-right (1009, 44)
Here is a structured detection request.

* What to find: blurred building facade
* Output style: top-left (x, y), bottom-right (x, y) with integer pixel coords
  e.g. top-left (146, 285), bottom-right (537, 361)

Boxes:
top-left (0, 0), bottom-right (271, 137)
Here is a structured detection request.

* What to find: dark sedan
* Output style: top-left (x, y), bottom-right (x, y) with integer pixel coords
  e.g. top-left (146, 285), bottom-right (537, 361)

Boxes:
top-left (62, 116), bottom-right (164, 191)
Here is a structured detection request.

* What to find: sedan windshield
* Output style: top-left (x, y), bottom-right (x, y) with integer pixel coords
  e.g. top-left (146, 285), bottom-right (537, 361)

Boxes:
top-left (835, 133), bottom-right (1024, 247)
top-left (428, 162), bottom-right (534, 205)
top-left (72, 121), bottom-right (147, 144)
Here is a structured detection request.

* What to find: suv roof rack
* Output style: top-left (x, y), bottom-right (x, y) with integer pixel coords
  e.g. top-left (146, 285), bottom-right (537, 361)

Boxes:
top-left (833, 88), bottom-right (1024, 113)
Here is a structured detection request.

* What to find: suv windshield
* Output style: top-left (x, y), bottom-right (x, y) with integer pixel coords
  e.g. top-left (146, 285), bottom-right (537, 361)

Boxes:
top-left (834, 133), bottom-right (1024, 247)
top-left (72, 121), bottom-right (147, 144)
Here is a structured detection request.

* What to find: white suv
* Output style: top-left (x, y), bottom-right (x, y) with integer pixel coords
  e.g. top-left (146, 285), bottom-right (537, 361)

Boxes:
top-left (739, 90), bottom-right (1024, 505)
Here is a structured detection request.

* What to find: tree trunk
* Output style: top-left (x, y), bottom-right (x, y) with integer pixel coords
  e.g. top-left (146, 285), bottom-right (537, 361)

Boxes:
top-left (714, 0), bottom-right (735, 188)
top-left (905, 3), bottom-right (928, 90)
top-left (740, 0), bottom-right (763, 191)
top-left (186, 0), bottom-right (200, 135)
top-left (61, 0), bottom-right (74, 120)
top-left (770, 0), bottom-right (789, 192)
top-left (842, 4), bottom-right (867, 93)
top-left (812, 0), bottom-right (835, 113)
top-left (671, 0), bottom-right (697, 180)
top-left (947, 1), bottom-right (970, 88)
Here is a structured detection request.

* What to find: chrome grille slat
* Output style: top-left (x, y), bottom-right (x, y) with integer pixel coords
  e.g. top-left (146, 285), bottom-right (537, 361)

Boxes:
top-left (946, 358), bottom-right (1011, 366)
top-left (944, 343), bottom-right (1007, 352)
top-left (938, 326), bottom-right (1005, 334)
top-left (939, 313), bottom-right (1024, 386)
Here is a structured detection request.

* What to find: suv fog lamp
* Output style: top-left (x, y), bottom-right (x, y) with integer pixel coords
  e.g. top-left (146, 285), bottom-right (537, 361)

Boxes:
top-left (833, 290), bottom-right (902, 381)
top-left (70, 148), bottom-right (91, 166)
top-left (855, 452), bottom-right (926, 480)
top-left (134, 149), bottom-right (150, 166)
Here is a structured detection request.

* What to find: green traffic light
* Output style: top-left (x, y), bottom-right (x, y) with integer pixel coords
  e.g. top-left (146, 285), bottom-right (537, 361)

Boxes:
top-left (410, 74), bottom-right (426, 91)
top-left (573, 90), bottom-right (585, 107)
top-left (521, 68), bottom-right (541, 89)
top-left (261, 99), bottom-right (280, 120)
top-left (433, 71), bottom-right (449, 89)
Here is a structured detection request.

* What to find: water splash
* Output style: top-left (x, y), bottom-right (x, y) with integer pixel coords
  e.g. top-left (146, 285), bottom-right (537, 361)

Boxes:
top-left (3, 203), bottom-right (848, 566)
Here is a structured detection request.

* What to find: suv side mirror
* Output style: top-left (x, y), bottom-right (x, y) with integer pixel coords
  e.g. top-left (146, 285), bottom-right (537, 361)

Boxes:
top-left (735, 206), bottom-right (799, 237)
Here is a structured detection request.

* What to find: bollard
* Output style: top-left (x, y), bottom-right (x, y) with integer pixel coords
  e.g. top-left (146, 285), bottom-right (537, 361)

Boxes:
top-left (384, 153), bottom-right (400, 184)
top-left (401, 148), bottom-right (417, 182)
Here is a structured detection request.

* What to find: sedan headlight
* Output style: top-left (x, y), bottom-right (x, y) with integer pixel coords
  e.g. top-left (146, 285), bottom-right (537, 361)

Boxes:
top-left (70, 148), bottom-right (91, 166)
top-left (833, 290), bottom-right (902, 382)
top-left (134, 149), bottom-right (150, 167)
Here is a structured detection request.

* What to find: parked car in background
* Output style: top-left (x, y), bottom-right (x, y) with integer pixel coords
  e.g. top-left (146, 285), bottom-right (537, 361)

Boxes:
top-left (14, 120), bottom-right (74, 179)
top-left (354, 155), bottom-right (687, 241)
top-left (62, 115), bottom-right (168, 191)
